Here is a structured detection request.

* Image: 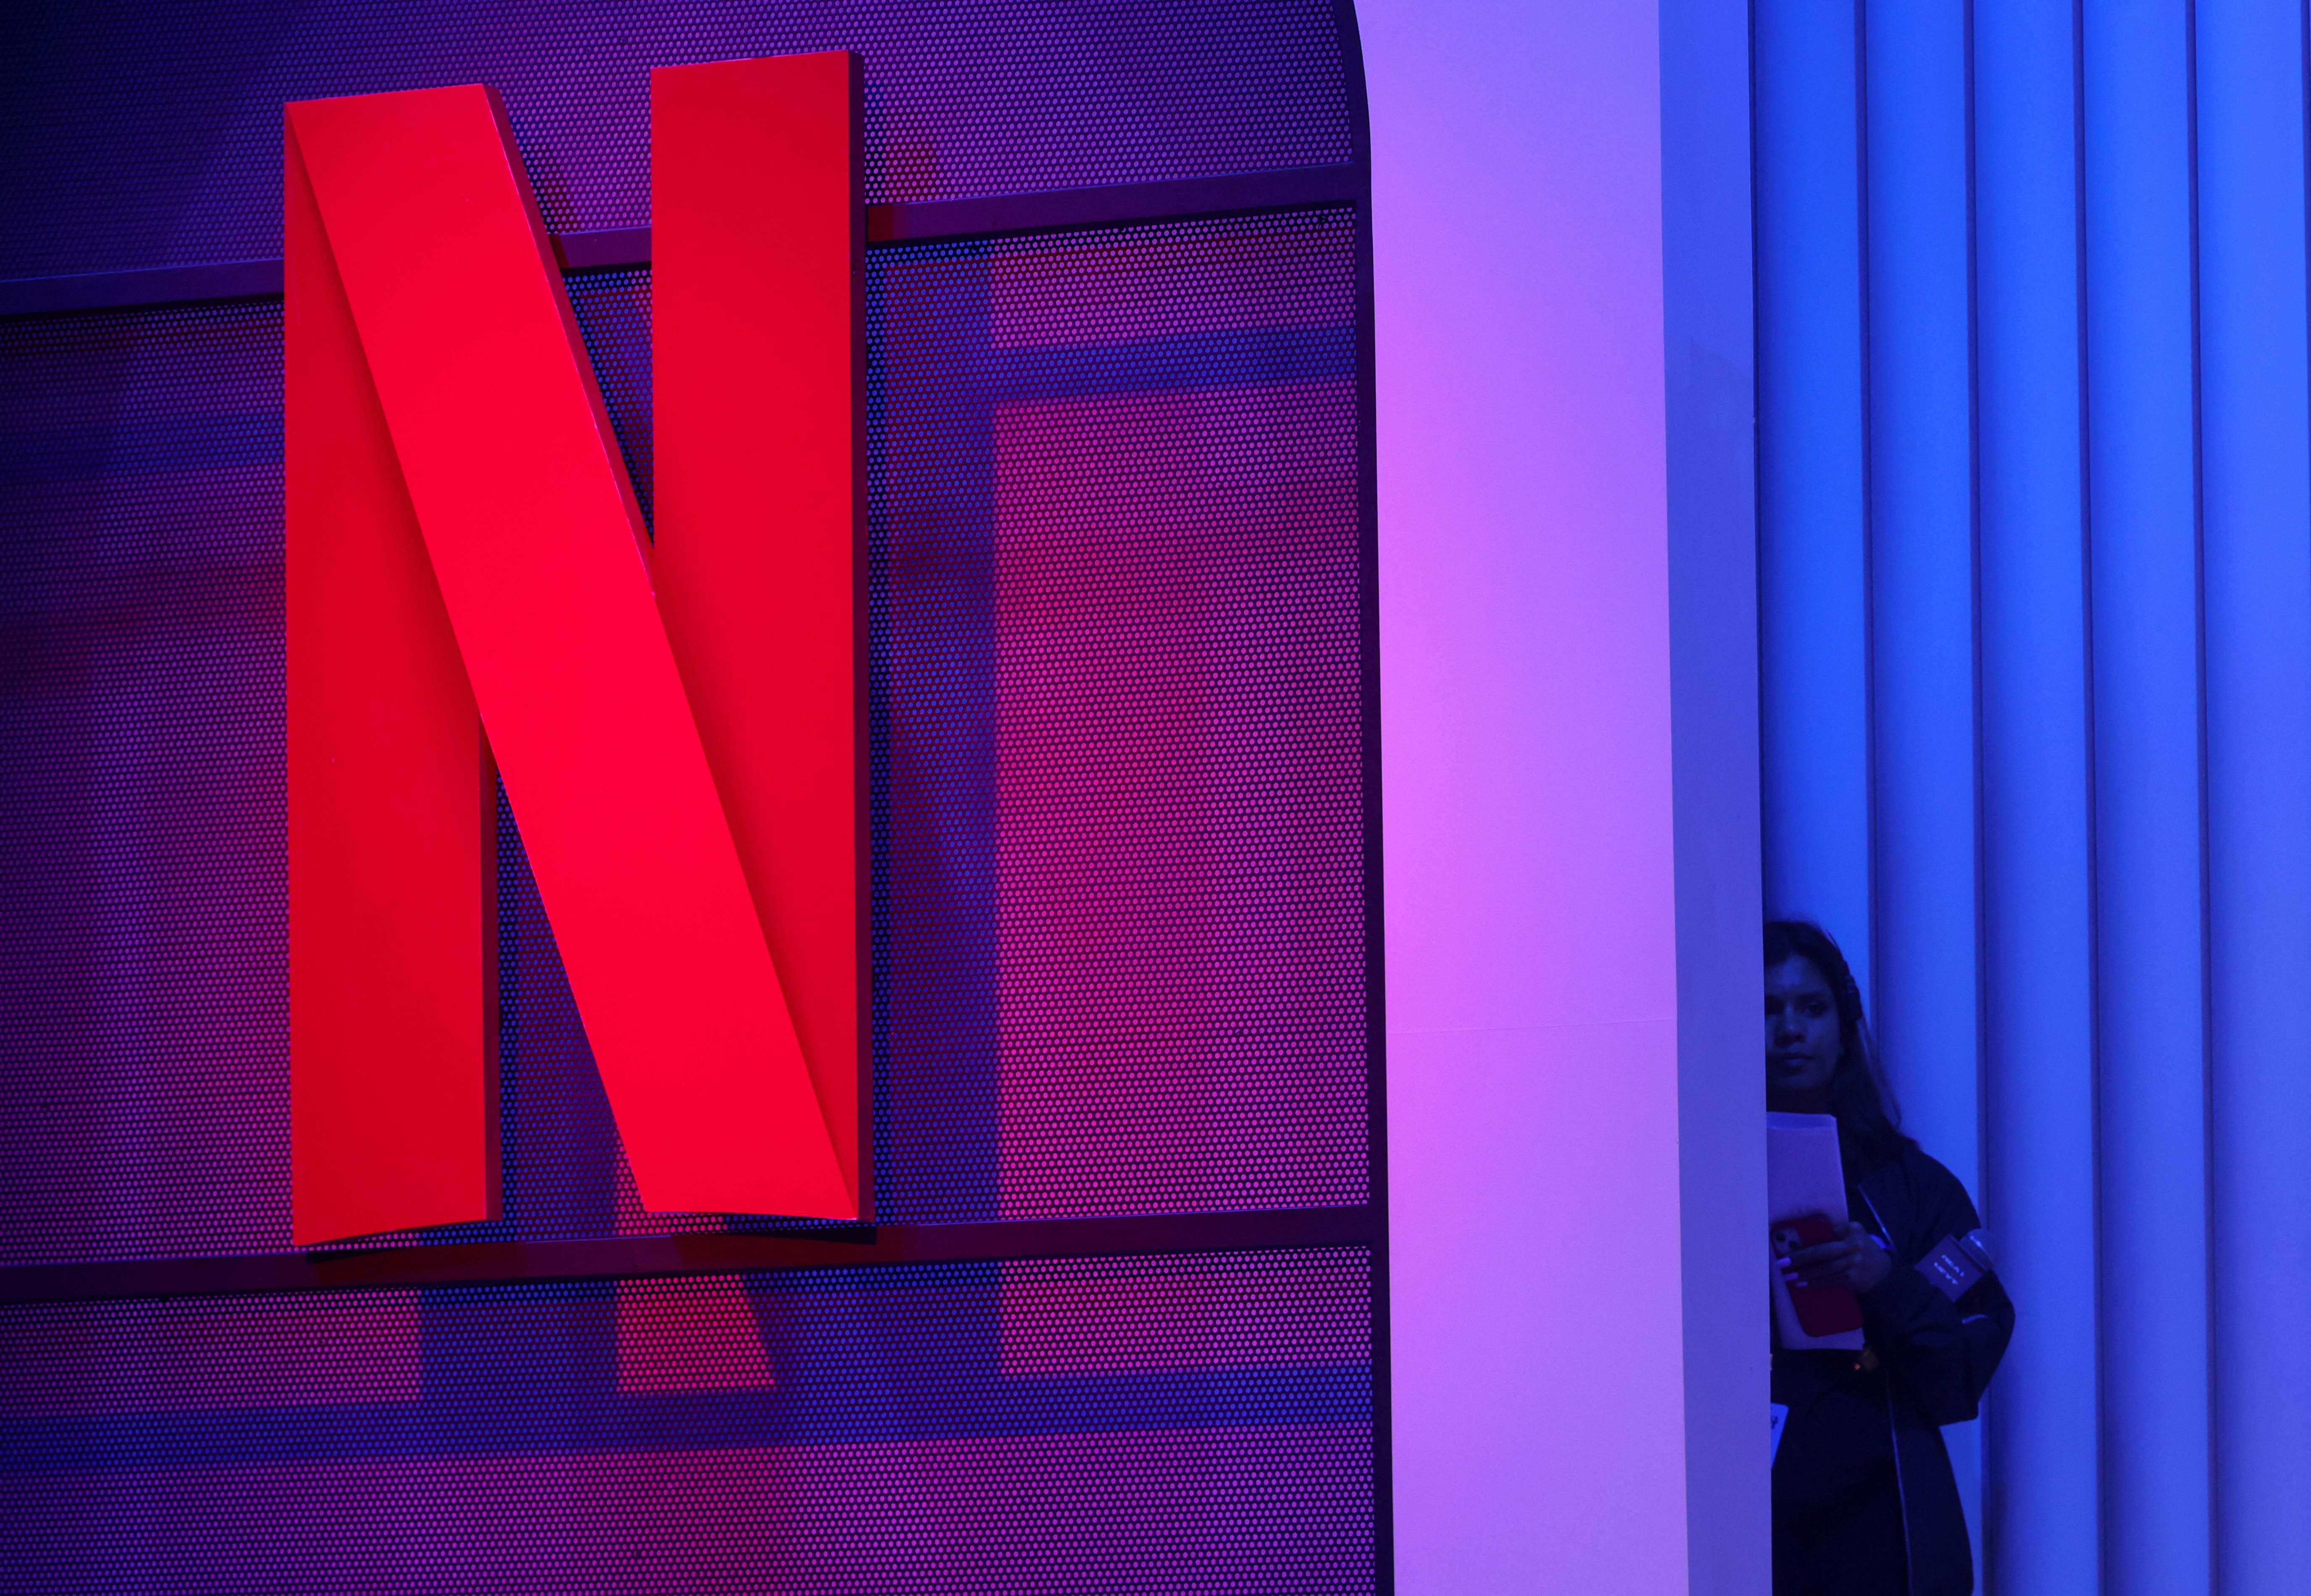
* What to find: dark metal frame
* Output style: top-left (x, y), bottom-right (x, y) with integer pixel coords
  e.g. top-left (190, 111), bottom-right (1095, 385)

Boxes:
top-left (0, 1206), bottom-right (1382, 1305)
top-left (1329, 8), bottom-right (1392, 1589)
top-left (0, 132), bottom-right (1389, 1589)
top-left (0, 164), bottom-right (1363, 319)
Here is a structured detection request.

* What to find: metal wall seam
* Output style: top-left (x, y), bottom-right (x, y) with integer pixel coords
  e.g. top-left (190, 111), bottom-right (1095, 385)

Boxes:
top-left (2080, 0), bottom-right (2217, 1591)
top-left (1972, 0), bottom-right (2106, 1590)
top-left (1755, 0), bottom-right (1878, 993)
top-left (2191, 4), bottom-right (2311, 1591)
top-left (0, 165), bottom-right (1369, 320)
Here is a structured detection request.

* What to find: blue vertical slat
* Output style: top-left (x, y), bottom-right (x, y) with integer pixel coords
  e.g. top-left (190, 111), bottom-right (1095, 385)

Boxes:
top-left (1860, 0), bottom-right (1979, 1196)
top-left (1972, 1), bottom-right (2105, 1590)
top-left (2081, 2), bottom-right (2215, 1592)
top-left (1859, 1), bottom-right (1984, 1566)
top-left (1755, 0), bottom-right (1876, 996)
top-left (2193, 4), bottom-right (2311, 1591)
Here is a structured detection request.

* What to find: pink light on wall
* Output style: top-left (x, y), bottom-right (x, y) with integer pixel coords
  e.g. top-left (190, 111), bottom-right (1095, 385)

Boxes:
top-left (614, 1278), bottom-right (774, 1394)
top-left (1362, 0), bottom-right (1764, 1589)
top-left (991, 381), bottom-right (1363, 1217)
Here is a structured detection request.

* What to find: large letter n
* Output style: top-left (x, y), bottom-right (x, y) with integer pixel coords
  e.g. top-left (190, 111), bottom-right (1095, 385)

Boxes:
top-left (287, 55), bottom-right (866, 1244)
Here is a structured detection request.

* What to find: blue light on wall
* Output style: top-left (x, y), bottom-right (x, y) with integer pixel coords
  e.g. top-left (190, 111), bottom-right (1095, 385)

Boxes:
top-left (1756, 5), bottom-right (2311, 1594)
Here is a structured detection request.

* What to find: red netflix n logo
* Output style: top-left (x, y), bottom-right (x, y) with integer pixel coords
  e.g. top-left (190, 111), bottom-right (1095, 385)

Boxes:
top-left (287, 54), bottom-right (865, 1244)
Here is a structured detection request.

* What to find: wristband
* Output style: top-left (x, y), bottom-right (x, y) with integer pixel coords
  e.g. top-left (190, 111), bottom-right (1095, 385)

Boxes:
top-left (1918, 1228), bottom-right (1995, 1300)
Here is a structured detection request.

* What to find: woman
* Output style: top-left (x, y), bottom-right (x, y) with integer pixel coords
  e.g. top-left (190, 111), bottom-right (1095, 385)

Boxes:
top-left (1767, 921), bottom-right (2013, 1596)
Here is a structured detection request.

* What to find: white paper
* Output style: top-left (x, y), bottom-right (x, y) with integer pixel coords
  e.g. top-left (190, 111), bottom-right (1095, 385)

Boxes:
top-left (1767, 1111), bottom-right (1864, 1350)
top-left (1770, 1402), bottom-right (1790, 1464)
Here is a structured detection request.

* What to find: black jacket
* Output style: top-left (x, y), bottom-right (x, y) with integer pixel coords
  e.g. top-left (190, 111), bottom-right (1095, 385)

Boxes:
top-left (1778, 1145), bottom-right (2015, 1596)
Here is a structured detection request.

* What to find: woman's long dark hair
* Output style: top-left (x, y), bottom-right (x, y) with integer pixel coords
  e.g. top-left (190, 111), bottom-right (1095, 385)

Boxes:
top-left (1764, 920), bottom-right (1913, 1176)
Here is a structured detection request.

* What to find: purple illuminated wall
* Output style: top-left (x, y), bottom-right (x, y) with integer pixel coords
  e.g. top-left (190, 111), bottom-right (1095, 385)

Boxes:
top-left (0, 4), bottom-right (1381, 1590)
top-left (1366, 1), bottom-right (1763, 1591)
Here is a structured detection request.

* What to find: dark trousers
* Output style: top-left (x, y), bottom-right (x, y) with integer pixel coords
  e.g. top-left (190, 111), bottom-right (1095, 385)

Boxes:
top-left (1774, 1456), bottom-right (1908, 1595)
top-left (1774, 1354), bottom-right (1909, 1596)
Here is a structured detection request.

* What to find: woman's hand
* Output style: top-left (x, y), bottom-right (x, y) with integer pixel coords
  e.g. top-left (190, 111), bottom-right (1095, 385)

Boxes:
top-left (1782, 1221), bottom-right (1892, 1295)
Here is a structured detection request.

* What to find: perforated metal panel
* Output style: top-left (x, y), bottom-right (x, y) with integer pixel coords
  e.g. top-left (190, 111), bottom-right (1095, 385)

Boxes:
top-left (868, 212), bottom-right (1367, 1223)
top-left (0, 208), bottom-right (1364, 1262)
top-left (0, 1252), bottom-right (1374, 1592)
top-left (0, 0), bottom-right (1354, 279)
top-left (0, 300), bottom-right (287, 1267)
top-left (0, 5), bottom-right (1377, 1588)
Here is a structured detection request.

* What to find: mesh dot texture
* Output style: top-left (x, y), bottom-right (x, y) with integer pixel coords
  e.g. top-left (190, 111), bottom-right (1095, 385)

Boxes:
top-left (1, 214), bottom-right (1367, 1253)
top-left (0, 10), bottom-right (1376, 1585)
top-left (0, 0), bottom-right (1355, 279)
top-left (0, 1253), bottom-right (1375, 1593)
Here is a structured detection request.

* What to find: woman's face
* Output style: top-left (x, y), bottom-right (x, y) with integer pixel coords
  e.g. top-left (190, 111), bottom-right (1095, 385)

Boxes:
top-left (1765, 955), bottom-right (1842, 1113)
